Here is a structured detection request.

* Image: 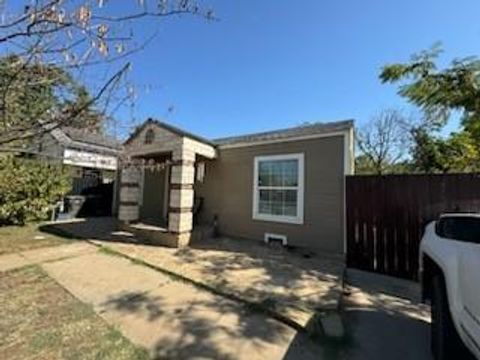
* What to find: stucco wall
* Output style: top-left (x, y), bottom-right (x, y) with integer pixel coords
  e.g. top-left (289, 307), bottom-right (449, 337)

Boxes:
top-left (195, 135), bottom-right (346, 254)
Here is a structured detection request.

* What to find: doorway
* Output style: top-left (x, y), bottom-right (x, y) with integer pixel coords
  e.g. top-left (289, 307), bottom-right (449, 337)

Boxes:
top-left (140, 166), bottom-right (169, 226)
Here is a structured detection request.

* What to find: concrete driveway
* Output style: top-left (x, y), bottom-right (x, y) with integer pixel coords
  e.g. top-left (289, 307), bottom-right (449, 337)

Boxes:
top-left (340, 269), bottom-right (432, 360)
top-left (43, 218), bottom-right (345, 330)
top-left (41, 250), bottom-right (328, 360)
top-left (37, 218), bottom-right (435, 359)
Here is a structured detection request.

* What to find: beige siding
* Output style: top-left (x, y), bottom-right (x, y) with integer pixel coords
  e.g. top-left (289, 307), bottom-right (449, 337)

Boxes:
top-left (125, 123), bottom-right (182, 156)
top-left (125, 123), bottom-right (216, 159)
top-left (196, 135), bottom-right (346, 254)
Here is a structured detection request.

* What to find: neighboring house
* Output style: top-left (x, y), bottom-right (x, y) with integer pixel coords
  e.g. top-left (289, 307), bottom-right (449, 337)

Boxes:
top-left (29, 126), bottom-right (122, 216)
top-left (118, 118), bottom-right (354, 254)
top-left (32, 126), bottom-right (121, 190)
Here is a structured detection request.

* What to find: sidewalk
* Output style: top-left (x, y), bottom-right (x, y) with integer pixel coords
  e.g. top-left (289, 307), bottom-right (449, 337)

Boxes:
top-left (0, 242), bottom-right (96, 272)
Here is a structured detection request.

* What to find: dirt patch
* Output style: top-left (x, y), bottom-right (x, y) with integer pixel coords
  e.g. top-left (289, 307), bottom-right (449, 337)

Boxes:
top-left (0, 265), bottom-right (148, 360)
top-left (0, 224), bottom-right (72, 255)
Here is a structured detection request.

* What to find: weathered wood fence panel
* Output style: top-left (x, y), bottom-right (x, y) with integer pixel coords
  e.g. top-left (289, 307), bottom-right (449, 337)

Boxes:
top-left (346, 174), bottom-right (480, 280)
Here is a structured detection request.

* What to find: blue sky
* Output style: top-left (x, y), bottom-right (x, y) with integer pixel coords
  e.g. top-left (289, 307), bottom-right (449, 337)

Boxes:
top-left (109, 0), bottom-right (480, 139)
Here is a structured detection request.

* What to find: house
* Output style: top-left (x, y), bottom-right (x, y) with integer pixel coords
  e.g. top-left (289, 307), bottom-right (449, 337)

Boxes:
top-left (29, 125), bottom-right (121, 216)
top-left (34, 125), bottom-right (121, 189)
top-left (118, 118), bottom-right (354, 254)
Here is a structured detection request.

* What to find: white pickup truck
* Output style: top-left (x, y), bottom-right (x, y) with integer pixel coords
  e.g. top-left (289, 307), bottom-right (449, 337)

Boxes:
top-left (420, 214), bottom-right (480, 360)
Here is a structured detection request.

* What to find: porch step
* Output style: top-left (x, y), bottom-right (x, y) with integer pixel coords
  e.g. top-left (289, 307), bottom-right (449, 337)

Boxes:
top-left (119, 222), bottom-right (215, 248)
top-left (119, 222), bottom-right (180, 247)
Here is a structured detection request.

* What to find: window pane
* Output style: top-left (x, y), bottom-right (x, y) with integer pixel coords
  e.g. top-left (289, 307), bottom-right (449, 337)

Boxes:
top-left (284, 190), bottom-right (297, 216)
top-left (271, 190), bottom-right (284, 215)
top-left (258, 159), bottom-right (298, 187)
top-left (436, 217), bottom-right (480, 243)
top-left (258, 189), bottom-right (297, 217)
top-left (259, 189), bottom-right (271, 214)
top-left (258, 162), bottom-right (271, 186)
top-left (282, 160), bottom-right (298, 186)
top-left (270, 161), bottom-right (283, 186)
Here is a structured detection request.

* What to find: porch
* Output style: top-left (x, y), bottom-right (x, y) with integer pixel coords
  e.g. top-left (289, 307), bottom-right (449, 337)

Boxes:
top-left (117, 119), bottom-right (216, 247)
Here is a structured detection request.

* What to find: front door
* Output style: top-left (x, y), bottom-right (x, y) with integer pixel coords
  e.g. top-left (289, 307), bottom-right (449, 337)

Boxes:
top-left (140, 167), bottom-right (168, 226)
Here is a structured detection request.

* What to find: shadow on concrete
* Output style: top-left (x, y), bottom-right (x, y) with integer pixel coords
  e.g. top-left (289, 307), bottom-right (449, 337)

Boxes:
top-left (103, 291), bottom-right (165, 322)
top-left (40, 218), bottom-right (345, 318)
top-left (39, 217), bottom-right (158, 247)
top-left (39, 219), bottom-right (436, 359)
top-left (99, 289), bottom-right (334, 360)
top-left (168, 236), bottom-right (345, 313)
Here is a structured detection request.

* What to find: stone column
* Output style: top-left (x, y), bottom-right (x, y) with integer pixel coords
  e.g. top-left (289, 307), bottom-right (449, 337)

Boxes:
top-left (168, 147), bottom-right (195, 242)
top-left (118, 165), bottom-right (141, 223)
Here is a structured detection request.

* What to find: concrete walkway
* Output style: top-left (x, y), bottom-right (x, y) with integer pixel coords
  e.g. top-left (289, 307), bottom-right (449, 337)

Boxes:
top-left (41, 251), bottom-right (326, 360)
top-left (42, 218), bottom-right (345, 331)
top-left (0, 243), bottom-right (96, 272)
top-left (91, 238), bottom-right (344, 330)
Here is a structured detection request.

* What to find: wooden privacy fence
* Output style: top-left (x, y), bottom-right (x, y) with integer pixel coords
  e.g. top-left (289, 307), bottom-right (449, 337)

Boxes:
top-left (346, 173), bottom-right (480, 280)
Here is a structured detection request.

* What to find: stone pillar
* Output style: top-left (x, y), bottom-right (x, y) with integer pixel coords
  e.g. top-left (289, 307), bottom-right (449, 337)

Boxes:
top-left (118, 165), bottom-right (141, 223)
top-left (168, 147), bottom-right (195, 242)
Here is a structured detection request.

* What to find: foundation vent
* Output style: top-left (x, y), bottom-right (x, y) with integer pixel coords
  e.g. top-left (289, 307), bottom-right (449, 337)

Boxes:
top-left (264, 233), bottom-right (287, 246)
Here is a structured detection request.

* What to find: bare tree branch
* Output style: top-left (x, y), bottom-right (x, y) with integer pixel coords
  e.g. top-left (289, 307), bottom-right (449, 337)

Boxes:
top-left (0, 0), bottom-right (214, 147)
top-left (356, 108), bottom-right (413, 174)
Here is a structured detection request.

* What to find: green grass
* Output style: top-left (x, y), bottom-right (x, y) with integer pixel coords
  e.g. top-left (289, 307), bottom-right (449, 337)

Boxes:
top-left (0, 223), bottom-right (72, 255)
top-left (0, 266), bottom-right (149, 360)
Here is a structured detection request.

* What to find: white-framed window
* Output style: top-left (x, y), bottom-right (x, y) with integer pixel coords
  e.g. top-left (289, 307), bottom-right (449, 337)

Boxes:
top-left (252, 153), bottom-right (304, 224)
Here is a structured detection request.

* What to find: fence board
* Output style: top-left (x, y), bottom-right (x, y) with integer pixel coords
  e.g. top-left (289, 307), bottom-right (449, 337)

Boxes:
top-left (346, 173), bottom-right (480, 280)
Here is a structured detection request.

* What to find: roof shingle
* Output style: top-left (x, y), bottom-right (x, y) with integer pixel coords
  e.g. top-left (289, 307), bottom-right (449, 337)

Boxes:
top-left (62, 127), bottom-right (122, 150)
top-left (213, 119), bottom-right (353, 146)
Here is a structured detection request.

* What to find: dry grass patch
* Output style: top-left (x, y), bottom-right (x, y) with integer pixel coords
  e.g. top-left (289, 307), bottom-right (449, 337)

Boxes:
top-left (0, 223), bottom-right (71, 255)
top-left (0, 266), bottom-right (148, 360)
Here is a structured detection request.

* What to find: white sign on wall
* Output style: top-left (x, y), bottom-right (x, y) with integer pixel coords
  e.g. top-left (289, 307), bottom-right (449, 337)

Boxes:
top-left (63, 148), bottom-right (117, 170)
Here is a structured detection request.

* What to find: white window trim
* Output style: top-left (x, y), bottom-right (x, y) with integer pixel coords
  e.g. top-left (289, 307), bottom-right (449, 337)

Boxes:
top-left (252, 153), bottom-right (304, 225)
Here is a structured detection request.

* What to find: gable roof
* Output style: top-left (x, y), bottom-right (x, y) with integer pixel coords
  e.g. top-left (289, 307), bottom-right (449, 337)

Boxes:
top-left (62, 127), bottom-right (122, 150)
top-left (125, 118), bottom-right (215, 146)
top-left (46, 124), bottom-right (121, 154)
top-left (213, 119), bottom-right (354, 146)
top-left (125, 118), bottom-right (354, 149)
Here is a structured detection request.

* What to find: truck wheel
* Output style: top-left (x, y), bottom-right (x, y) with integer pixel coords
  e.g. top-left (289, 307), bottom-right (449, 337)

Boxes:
top-left (431, 276), bottom-right (467, 360)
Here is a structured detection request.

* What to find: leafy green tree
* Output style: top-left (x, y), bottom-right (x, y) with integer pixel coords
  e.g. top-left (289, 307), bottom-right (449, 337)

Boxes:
top-left (0, 55), bottom-right (104, 146)
top-left (355, 154), bottom-right (413, 175)
top-left (409, 127), bottom-right (441, 173)
top-left (380, 46), bottom-right (480, 173)
top-left (355, 154), bottom-right (375, 174)
top-left (410, 128), bottom-right (479, 173)
top-left (380, 46), bottom-right (480, 141)
top-left (0, 155), bottom-right (71, 225)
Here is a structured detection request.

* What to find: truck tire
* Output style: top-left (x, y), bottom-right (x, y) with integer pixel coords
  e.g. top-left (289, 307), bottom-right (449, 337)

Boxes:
top-left (431, 276), bottom-right (469, 360)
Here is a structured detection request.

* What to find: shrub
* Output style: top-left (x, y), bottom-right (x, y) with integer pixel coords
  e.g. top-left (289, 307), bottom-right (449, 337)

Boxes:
top-left (0, 155), bottom-right (71, 225)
